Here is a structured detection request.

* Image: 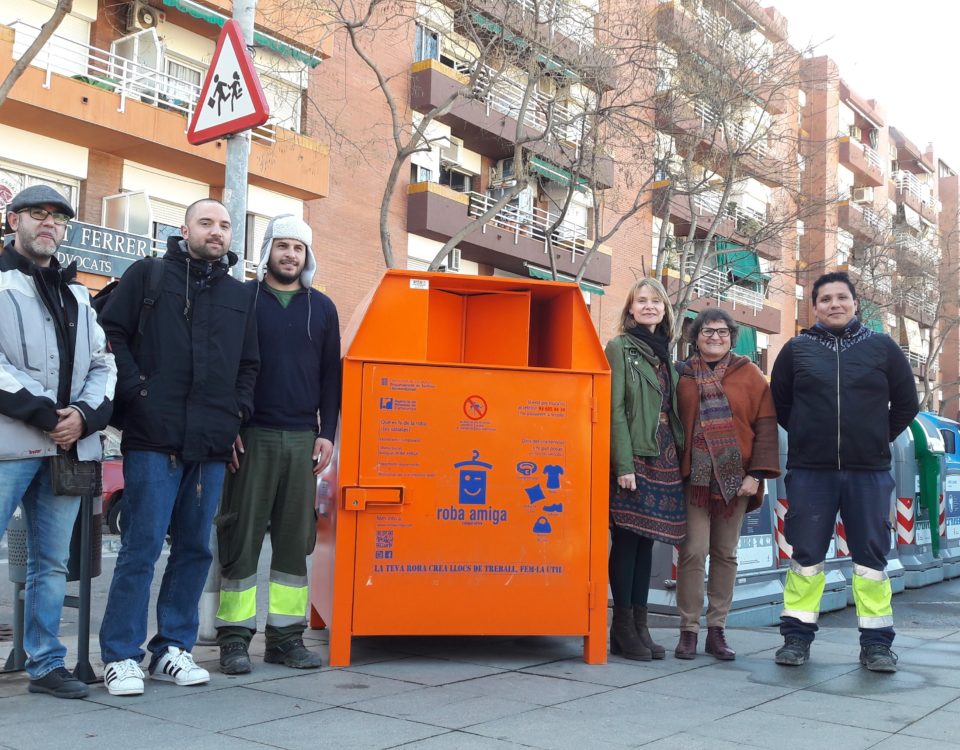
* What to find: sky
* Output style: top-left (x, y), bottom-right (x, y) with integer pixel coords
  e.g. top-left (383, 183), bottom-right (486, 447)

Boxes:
top-left (770, 0), bottom-right (960, 169)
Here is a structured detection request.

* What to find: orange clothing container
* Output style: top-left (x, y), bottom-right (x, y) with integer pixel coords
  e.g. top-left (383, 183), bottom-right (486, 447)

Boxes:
top-left (310, 270), bottom-right (610, 666)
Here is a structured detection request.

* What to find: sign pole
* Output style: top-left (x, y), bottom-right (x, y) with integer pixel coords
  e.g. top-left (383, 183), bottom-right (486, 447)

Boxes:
top-left (223, 0), bottom-right (256, 280)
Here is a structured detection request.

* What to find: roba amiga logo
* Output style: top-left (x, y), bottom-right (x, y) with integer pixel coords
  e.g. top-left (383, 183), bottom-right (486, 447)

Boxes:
top-left (436, 450), bottom-right (509, 526)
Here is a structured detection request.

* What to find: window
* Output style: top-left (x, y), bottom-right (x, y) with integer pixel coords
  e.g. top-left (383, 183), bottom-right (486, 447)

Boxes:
top-left (260, 73), bottom-right (303, 133)
top-left (414, 24), bottom-right (439, 62)
top-left (0, 165), bottom-right (78, 221)
top-left (102, 191), bottom-right (151, 236)
top-left (440, 167), bottom-right (472, 193)
top-left (164, 57), bottom-right (202, 107)
top-left (411, 164), bottom-right (433, 184)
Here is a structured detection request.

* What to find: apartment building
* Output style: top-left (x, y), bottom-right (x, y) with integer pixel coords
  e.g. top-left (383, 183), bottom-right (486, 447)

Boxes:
top-left (650, 0), bottom-right (797, 369)
top-left (0, 0), bottom-right (328, 291)
top-left (799, 55), bottom-right (956, 410)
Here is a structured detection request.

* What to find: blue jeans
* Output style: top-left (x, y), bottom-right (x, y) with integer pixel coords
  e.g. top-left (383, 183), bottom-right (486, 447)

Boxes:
top-left (0, 459), bottom-right (80, 679)
top-left (99, 451), bottom-right (225, 667)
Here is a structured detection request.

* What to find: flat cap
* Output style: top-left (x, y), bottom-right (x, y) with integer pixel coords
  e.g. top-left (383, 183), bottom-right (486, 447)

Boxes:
top-left (7, 185), bottom-right (75, 219)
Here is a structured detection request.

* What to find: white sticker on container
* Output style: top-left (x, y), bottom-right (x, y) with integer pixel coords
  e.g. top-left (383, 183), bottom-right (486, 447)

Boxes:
top-left (410, 279), bottom-right (429, 290)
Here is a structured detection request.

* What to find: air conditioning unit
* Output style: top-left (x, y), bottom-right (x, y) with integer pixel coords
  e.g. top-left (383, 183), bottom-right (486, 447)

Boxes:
top-left (440, 136), bottom-right (463, 166)
top-left (848, 125), bottom-right (862, 141)
top-left (126, 1), bottom-right (165, 31)
top-left (852, 186), bottom-right (874, 204)
top-left (447, 248), bottom-right (461, 272)
top-left (490, 157), bottom-right (516, 185)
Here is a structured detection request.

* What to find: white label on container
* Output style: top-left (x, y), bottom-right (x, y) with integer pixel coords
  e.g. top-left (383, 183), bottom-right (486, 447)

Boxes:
top-left (410, 279), bottom-right (429, 290)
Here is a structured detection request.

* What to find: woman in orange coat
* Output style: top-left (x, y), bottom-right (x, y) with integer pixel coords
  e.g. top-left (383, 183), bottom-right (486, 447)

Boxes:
top-left (674, 308), bottom-right (780, 660)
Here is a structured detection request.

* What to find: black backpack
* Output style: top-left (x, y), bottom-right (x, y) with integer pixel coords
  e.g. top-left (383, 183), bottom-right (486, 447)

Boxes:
top-left (92, 257), bottom-right (165, 429)
top-left (92, 256), bottom-right (165, 334)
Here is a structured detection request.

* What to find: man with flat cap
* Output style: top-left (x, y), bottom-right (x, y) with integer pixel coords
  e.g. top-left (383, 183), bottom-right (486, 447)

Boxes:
top-left (0, 185), bottom-right (116, 698)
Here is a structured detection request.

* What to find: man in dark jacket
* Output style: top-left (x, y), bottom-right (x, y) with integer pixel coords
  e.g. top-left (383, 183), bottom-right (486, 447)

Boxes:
top-left (770, 271), bottom-right (918, 673)
top-left (97, 198), bottom-right (259, 696)
top-left (215, 214), bottom-right (340, 674)
top-left (0, 185), bottom-right (116, 699)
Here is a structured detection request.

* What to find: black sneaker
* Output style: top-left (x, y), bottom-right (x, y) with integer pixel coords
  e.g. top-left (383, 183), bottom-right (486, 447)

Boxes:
top-left (774, 636), bottom-right (811, 666)
top-left (264, 639), bottom-right (322, 669)
top-left (860, 644), bottom-right (898, 673)
top-left (219, 641), bottom-right (252, 675)
top-left (28, 667), bottom-right (89, 699)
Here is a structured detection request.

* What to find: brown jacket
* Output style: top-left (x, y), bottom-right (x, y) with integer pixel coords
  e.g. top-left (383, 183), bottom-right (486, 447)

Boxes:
top-left (677, 354), bottom-right (781, 512)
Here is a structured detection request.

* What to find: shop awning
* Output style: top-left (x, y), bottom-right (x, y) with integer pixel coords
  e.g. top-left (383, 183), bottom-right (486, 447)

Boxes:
top-left (858, 299), bottom-right (885, 333)
top-left (160, 0), bottom-right (322, 68)
top-left (715, 243), bottom-right (769, 284)
top-left (530, 156), bottom-right (589, 192)
top-left (526, 264), bottom-right (604, 295)
top-left (732, 323), bottom-right (758, 360)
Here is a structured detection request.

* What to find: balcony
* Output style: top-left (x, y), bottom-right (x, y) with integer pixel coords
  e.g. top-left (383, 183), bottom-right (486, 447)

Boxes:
top-left (655, 97), bottom-right (784, 187)
top-left (892, 171), bottom-right (940, 224)
top-left (895, 232), bottom-right (940, 273)
top-left (900, 345), bottom-right (936, 377)
top-left (896, 287), bottom-right (937, 326)
top-left (655, 1), bottom-right (785, 114)
top-left (651, 181), bottom-right (781, 259)
top-left (662, 261), bottom-right (781, 333)
top-left (1, 23), bottom-right (327, 200)
top-left (410, 59), bottom-right (614, 188)
top-left (435, 0), bottom-right (616, 86)
top-left (406, 182), bottom-right (611, 285)
top-left (838, 136), bottom-right (884, 187)
top-left (837, 201), bottom-right (883, 243)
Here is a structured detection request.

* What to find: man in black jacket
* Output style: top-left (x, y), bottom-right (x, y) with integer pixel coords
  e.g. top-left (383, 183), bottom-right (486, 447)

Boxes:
top-left (97, 199), bottom-right (259, 696)
top-left (215, 214), bottom-right (340, 675)
top-left (770, 271), bottom-right (918, 673)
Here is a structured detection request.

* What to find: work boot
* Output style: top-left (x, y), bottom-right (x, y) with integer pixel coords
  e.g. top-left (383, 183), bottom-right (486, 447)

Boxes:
top-left (705, 626), bottom-right (736, 661)
top-left (774, 636), bottom-right (811, 666)
top-left (610, 607), bottom-right (652, 661)
top-left (264, 639), bottom-right (323, 669)
top-left (674, 630), bottom-right (697, 660)
top-left (633, 606), bottom-right (665, 659)
top-left (860, 644), bottom-right (898, 673)
top-left (219, 642), bottom-right (252, 675)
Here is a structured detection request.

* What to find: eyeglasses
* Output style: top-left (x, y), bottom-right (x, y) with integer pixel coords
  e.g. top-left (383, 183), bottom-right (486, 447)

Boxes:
top-left (19, 207), bottom-right (71, 226)
top-left (701, 327), bottom-right (731, 339)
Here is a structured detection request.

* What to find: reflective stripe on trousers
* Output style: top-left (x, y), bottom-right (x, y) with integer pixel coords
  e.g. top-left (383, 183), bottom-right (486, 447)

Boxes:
top-left (852, 563), bottom-right (894, 629)
top-left (781, 559), bottom-right (825, 624)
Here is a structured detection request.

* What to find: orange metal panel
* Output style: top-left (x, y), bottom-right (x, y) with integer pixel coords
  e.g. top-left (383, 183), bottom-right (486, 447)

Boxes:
top-left (312, 270), bottom-right (610, 666)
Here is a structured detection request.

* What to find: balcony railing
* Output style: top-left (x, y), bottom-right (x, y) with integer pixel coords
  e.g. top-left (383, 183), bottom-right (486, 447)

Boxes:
top-left (896, 288), bottom-right (937, 320)
top-left (511, 0), bottom-right (595, 49)
top-left (899, 345), bottom-right (935, 372)
top-left (467, 61), bottom-right (582, 148)
top-left (693, 101), bottom-right (768, 158)
top-left (660, 0), bottom-right (771, 73)
top-left (10, 21), bottom-right (283, 145)
top-left (893, 170), bottom-right (938, 210)
top-left (684, 260), bottom-right (764, 312)
top-left (895, 232), bottom-right (940, 266)
top-left (466, 190), bottom-right (590, 261)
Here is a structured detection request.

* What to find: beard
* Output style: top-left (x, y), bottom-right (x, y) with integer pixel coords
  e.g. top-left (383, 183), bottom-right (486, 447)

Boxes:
top-left (19, 229), bottom-right (59, 260)
top-left (187, 236), bottom-right (228, 261)
top-left (268, 256), bottom-right (302, 284)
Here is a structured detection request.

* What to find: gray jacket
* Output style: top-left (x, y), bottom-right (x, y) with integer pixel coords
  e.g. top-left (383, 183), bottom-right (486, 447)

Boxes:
top-left (0, 246), bottom-right (116, 461)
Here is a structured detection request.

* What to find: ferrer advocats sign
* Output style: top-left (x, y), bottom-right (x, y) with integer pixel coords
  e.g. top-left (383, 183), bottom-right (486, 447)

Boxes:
top-left (57, 221), bottom-right (154, 277)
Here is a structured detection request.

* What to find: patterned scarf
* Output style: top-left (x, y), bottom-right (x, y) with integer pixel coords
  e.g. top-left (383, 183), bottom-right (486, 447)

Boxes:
top-left (687, 353), bottom-right (744, 513)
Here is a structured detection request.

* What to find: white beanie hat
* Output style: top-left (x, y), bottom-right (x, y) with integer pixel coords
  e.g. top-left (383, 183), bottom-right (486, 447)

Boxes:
top-left (256, 214), bottom-right (316, 287)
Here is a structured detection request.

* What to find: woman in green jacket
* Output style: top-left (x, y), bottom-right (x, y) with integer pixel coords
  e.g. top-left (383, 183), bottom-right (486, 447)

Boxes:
top-left (604, 277), bottom-right (685, 661)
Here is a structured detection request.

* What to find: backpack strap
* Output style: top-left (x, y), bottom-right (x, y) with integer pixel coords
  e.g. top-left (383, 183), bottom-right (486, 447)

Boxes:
top-left (137, 257), bottom-right (165, 337)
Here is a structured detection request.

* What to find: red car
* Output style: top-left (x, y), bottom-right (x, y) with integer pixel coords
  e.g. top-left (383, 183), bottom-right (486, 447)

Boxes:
top-left (101, 428), bottom-right (125, 535)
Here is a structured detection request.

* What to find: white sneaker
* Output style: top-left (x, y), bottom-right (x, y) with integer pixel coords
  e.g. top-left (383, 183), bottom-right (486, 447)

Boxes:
top-left (104, 659), bottom-right (145, 696)
top-left (150, 646), bottom-right (209, 686)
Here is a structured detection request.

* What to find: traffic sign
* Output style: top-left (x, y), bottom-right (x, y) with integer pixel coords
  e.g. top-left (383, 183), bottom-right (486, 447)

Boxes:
top-left (187, 20), bottom-right (270, 146)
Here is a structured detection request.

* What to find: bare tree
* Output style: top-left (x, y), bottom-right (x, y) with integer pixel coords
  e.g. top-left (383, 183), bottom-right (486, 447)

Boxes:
top-left (0, 0), bottom-right (73, 106)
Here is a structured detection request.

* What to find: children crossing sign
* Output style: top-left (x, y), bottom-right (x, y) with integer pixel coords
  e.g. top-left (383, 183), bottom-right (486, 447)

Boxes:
top-left (187, 20), bottom-right (270, 146)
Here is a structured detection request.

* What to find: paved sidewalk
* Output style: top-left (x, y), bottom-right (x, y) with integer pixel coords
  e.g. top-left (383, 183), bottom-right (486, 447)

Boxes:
top-left (2, 622), bottom-right (960, 750)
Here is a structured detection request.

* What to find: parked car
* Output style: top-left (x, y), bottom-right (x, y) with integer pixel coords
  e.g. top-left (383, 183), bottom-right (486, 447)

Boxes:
top-left (101, 428), bottom-right (125, 535)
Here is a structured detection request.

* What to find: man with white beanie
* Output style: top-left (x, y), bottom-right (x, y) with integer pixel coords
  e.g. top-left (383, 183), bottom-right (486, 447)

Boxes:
top-left (215, 214), bottom-right (340, 673)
